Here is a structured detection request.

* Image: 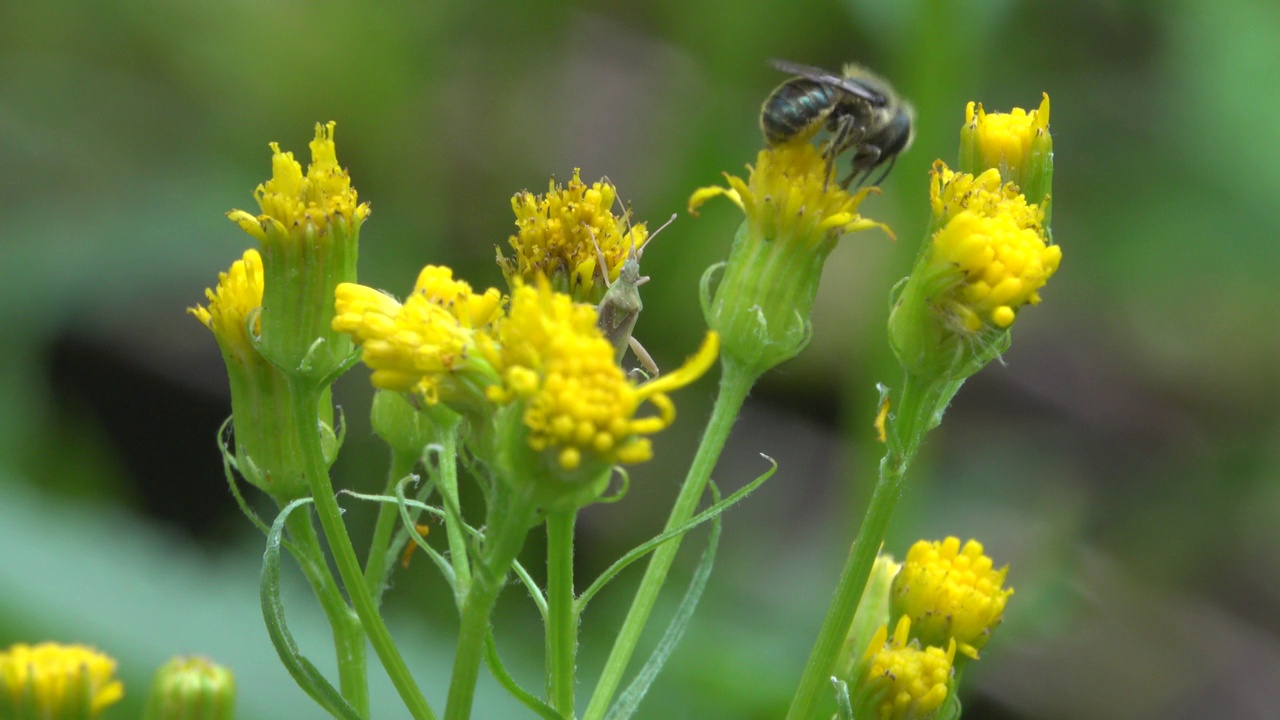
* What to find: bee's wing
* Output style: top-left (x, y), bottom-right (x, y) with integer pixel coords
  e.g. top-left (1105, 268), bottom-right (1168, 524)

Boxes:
top-left (769, 59), bottom-right (886, 105)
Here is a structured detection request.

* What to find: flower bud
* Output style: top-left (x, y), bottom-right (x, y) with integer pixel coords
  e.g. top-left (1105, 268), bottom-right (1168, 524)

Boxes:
top-left (141, 656), bottom-right (236, 720)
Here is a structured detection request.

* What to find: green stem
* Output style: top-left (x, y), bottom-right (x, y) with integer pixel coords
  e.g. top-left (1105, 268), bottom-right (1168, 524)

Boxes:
top-left (285, 510), bottom-right (370, 718)
top-left (290, 381), bottom-right (439, 720)
top-left (365, 448), bottom-right (419, 603)
top-left (444, 487), bottom-right (539, 720)
top-left (582, 357), bottom-right (755, 720)
top-left (435, 427), bottom-right (473, 601)
top-left (545, 509), bottom-right (578, 718)
top-left (784, 373), bottom-right (936, 720)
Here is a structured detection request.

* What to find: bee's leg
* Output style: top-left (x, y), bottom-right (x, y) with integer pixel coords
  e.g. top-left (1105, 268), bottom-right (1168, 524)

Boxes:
top-left (823, 115), bottom-right (861, 189)
top-left (866, 153), bottom-right (899, 188)
top-left (841, 144), bottom-right (884, 189)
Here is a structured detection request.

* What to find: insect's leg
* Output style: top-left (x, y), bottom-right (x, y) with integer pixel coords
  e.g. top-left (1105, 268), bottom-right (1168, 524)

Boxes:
top-left (628, 336), bottom-right (660, 379)
top-left (841, 144), bottom-right (884, 189)
top-left (823, 115), bottom-right (866, 190)
top-left (586, 225), bottom-right (613, 290)
top-left (865, 153), bottom-right (898, 188)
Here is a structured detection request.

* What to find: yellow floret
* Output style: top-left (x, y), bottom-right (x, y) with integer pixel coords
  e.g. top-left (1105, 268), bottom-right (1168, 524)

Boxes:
top-left (0, 642), bottom-right (124, 718)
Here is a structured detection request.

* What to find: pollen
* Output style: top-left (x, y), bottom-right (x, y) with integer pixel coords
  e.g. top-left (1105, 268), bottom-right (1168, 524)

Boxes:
top-left (499, 169), bottom-right (647, 302)
top-left (688, 143), bottom-right (892, 245)
top-left (0, 642), bottom-right (124, 718)
top-left (188, 248), bottom-right (264, 358)
top-left (890, 537), bottom-right (1014, 659)
top-left (860, 617), bottom-right (955, 720)
top-left (965, 94), bottom-right (1050, 180)
top-left (228, 121), bottom-right (370, 243)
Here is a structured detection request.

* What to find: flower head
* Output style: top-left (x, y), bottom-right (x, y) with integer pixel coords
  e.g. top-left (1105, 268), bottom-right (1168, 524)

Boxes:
top-left (890, 537), bottom-right (1013, 660)
top-left (333, 265), bottom-right (503, 409)
top-left (888, 162), bottom-right (1060, 380)
top-left (0, 642), bottom-right (124, 720)
top-left (188, 248), bottom-right (264, 362)
top-left (225, 121), bottom-right (365, 378)
top-left (191, 250), bottom-right (321, 502)
top-left (689, 143), bottom-right (891, 375)
top-left (853, 617), bottom-right (955, 720)
top-left (228, 121), bottom-right (369, 243)
top-left (499, 169), bottom-right (647, 304)
top-left (961, 94), bottom-right (1053, 212)
top-left (143, 656), bottom-right (235, 720)
top-left (479, 279), bottom-right (718, 478)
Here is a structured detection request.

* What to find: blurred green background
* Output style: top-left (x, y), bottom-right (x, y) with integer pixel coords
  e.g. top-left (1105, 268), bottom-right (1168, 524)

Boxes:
top-left (3, 0), bottom-right (1278, 718)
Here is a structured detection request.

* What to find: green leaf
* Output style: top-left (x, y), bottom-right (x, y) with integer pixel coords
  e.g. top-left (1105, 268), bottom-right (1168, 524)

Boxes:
top-left (577, 456), bottom-right (776, 614)
top-left (603, 483), bottom-right (724, 720)
top-left (261, 499), bottom-right (363, 720)
top-left (482, 632), bottom-right (560, 720)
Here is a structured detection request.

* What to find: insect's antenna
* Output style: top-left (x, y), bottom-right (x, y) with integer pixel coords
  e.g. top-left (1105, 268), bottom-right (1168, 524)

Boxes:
top-left (584, 223), bottom-right (611, 290)
top-left (639, 213), bottom-right (678, 261)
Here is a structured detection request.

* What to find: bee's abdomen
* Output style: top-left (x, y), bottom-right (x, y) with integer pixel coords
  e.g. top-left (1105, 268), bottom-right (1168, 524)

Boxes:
top-left (760, 80), bottom-right (837, 145)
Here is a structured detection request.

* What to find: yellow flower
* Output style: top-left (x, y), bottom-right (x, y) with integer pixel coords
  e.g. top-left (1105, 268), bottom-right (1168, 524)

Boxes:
top-left (333, 265), bottom-right (503, 407)
top-left (688, 143), bottom-right (891, 375)
top-left (499, 169), bottom-right (647, 303)
top-left (963, 94), bottom-right (1049, 181)
top-left (223, 121), bottom-right (365, 378)
top-left (856, 617), bottom-right (954, 720)
top-left (890, 537), bottom-right (1013, 659)
top-left (0, 642), bottom-right (124, 719)
top-left (927, 162), bottom-right (1059, 331)
top-left (227, 121), bottom-right (369, 243)
top-left (960, 94), bottom-right (1053, 209)
top-left (889, 160), bottom-right (1060, 381)
top-left (688, 143), bottom-right (891, 247)
top-left (479, 279), bottom-right (718, 473)
top-left (188, 248), bottom-right (264, 360)
top-left (928, 162), bottom-right (1040, 231)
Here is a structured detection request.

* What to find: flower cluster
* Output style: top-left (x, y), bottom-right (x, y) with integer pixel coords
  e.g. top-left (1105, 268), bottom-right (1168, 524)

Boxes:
top-left (335, 270), bottom-right (717, 485)
top-left (845, 538), bottom-right (1011, 719)
top-left (889, 94), bottom-right (1059, 382)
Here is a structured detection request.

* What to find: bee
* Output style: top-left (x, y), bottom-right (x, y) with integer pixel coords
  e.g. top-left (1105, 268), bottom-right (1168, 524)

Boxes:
top-left (760, 59), bottom-right (915, 188)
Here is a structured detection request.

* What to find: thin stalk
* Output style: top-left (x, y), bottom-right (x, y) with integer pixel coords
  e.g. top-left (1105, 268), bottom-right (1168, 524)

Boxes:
top-left (285, 510), bottom-right (369, 718)
top-left (444, 487), bottom-right (539, 720)
top-left (290, 382), bottom-right (438, 720)
top-left (582, 358), bottom-right (755, 720)
top-left (545, 509), bottom-right (577, 718)
top-left (364, 448), bottom-right (419, 603)
top-left (784, 373), bottom-right (936, 720)
top-left (434, 428), bottom-right (473, 598)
